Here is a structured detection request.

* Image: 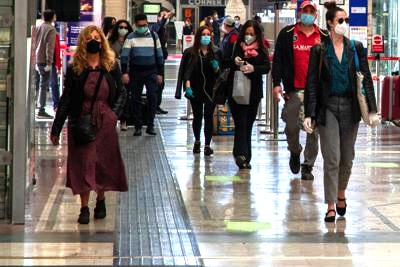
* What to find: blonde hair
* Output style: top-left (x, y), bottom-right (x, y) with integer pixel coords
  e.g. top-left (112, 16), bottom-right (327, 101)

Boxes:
top-left (72, 25), bottom-right (115, 75)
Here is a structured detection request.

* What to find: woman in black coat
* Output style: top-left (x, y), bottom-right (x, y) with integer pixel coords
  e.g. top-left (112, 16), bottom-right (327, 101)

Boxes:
top-left (303, 2), bottom-right (377, 222)
top-left (229, 20), bottom-right (271, 169)
top-left (175, 26), bottom-right (221, 155)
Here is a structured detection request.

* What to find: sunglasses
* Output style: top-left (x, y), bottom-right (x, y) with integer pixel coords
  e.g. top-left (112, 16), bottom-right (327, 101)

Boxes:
top-left (337, 18), bottom-right (349, 24)
top-left (119, 26), bottom-right (128, 29)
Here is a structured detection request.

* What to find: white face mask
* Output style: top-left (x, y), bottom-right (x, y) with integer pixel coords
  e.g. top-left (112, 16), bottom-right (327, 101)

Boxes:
top-left (245, 35), bottom-right (256, 45)
top-left (209, 19), bottom-right (213, 24)
top-left (118, 28), bottom-right (128, 37)
top-left (334, 22), bottom-right (349, 36)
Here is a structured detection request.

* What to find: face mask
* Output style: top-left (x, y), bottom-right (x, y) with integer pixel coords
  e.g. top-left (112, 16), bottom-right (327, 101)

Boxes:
top-left (334, 22), bottom-right (349, 36)
top-left (209, 19), bottom-right (213, 24)
top-left (136, 26), bottom-right (148, 34)
top-left (245, 35), bottom-right (256, 45)
top-left (300, 13), bottom-right (315, 25)
top-left (235, 20), bottom-right (240, 27)
top-left (86, 39), bottom-right (101, 54)
top-left (118, 28), bottom-right (128, 37)
top-left (200, 35), bottom-right (211, 46)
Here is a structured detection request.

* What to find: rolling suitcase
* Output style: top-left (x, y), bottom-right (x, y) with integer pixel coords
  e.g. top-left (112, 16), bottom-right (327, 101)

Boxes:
top-left (381, 76), bottom-right (400, 121)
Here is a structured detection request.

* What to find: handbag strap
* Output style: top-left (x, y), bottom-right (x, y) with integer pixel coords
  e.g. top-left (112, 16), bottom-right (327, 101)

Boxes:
top-left (89, 71), bottom-right (104, 113)
top-left (351, 40), bottom-right (360, 71)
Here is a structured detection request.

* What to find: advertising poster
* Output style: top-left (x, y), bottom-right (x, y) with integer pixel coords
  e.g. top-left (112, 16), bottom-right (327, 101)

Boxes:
top-left (80, 0), bottom-right (94, 22)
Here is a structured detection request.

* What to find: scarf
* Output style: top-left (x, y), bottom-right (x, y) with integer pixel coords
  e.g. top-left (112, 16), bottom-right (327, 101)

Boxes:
top-left (240, 41), bottom-right (259, 58)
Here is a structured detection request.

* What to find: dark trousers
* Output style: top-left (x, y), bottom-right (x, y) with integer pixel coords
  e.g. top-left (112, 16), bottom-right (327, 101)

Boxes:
top-left (190, 98), bottom-right (215, 146)
top-left (157, 68), bottom-right (165, 107)
top-left (131, 72), bottom-right (158, 128)
top-left (229, 99), bottom-right (260, 162)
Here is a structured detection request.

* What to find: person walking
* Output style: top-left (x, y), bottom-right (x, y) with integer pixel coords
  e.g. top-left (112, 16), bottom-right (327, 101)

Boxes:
top-left (35, 9), bottom-right (56, 119)
top-left (229, 20), bottom-right (270, 169)
top-left (151, 10), bottom-right (174, 115)
top-left (120, 14), bottom-right (164, 136)
top-left (108, 19), bottom-right (133, 131)
top-left (50, 25), bottom-right (128, 224)
top-left (303, 2), bottom-right (377, 222)
top-left (175, 26), bottom-right (221, 155)
top-left (272, 1), bottom-right (329, 180)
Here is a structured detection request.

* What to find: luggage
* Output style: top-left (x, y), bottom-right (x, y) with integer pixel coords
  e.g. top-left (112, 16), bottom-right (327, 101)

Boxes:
top-left (213, 104), bottom-right (235, 135)
top-left (381, 76), bottom-right (400, 121)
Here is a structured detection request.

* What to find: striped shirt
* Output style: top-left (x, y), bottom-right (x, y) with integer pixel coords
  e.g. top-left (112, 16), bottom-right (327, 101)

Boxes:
top-left (120, 30), bottom-right (164, 75)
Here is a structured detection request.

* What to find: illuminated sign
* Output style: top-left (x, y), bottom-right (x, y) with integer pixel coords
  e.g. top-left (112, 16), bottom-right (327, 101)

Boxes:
top-left (143, 3), bottom-right (161, 14)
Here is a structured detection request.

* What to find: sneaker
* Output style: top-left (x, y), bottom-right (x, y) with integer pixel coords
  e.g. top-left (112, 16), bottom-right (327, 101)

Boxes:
top-left (77, 206), bottom-right (90, 224)
top-left (204, 146), bottom-right (214, 156)
top-left (301, 164), bottom-right (314, 180)
top-left (193, 141), bottom-right (200, 153)
top-left (120, 121), bottom-right (127, 131)
top-left (146, 126), bottom-right (157, 135)
top-left (156, 107), bottom-right (168, 114)
top-left (133, 127), bottom-right (142, 136)
top-left (37, 110), bottom-right (54, 119)
top-left (94, 199), bottom-right (106, 219)
top-left (289, 153), bottom-right (301, 174)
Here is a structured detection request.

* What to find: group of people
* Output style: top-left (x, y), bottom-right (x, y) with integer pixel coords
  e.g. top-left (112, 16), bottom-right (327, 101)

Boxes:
top-left (45, 0), bottom-right (378, 225)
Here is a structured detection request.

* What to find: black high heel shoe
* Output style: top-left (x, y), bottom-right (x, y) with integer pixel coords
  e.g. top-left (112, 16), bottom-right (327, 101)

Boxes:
top-left (336, 198), bottom-right (347, 216)
top-left (324, 209), bottom-right (336, 223)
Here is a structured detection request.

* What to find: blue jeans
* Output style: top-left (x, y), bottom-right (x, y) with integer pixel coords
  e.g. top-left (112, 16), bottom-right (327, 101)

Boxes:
top-left (36, 63), bottom-right (51, 110)
top-left (50, 64), bottom-right (60, 109)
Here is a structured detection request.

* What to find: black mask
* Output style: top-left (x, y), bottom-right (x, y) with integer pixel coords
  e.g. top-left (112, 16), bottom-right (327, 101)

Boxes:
top-left (86, 39), bottom-right (101, 54)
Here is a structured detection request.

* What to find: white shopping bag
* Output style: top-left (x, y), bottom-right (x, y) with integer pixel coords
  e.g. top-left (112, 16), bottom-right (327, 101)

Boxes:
top-left (232, 70), bottom-right (251, 105)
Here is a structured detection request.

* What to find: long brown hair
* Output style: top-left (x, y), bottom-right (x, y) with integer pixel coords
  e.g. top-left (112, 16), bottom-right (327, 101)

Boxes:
top-left (189, 26), bottom-right (214, 60)
top-left (72, 25), bottom-right (115, 75)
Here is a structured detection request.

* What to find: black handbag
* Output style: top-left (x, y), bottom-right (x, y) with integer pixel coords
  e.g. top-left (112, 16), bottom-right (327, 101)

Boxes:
top-left (212, 68), bottom-right (230, 105)
top-left (70, 71), bottom-right (104, 146)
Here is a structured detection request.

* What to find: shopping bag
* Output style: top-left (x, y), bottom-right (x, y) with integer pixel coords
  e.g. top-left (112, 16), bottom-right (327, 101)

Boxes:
top-left (232, 70), bottom-right (251, 105)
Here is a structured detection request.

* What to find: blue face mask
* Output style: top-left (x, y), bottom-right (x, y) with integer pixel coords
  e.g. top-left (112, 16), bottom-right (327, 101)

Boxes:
top-left (200, 35), bottom-right (211, 46)
top-left (136, 26), bottom-right (148, 34)
top-left (300, 13), bottom-right (315, 25)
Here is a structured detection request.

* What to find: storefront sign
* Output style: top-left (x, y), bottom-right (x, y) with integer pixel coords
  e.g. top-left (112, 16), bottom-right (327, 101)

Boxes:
top-left (181, 0), bottom-right (225, 6)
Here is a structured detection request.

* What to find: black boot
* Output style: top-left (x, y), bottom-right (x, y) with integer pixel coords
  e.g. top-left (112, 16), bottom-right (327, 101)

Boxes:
top-left (77, 206), bottom-right (90, 224)
top-left (94, 199), bottom-right (106, 219)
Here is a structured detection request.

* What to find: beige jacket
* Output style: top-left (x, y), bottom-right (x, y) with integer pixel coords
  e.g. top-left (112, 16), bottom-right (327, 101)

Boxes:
top-left (35, 22), bottom-right (56, 65)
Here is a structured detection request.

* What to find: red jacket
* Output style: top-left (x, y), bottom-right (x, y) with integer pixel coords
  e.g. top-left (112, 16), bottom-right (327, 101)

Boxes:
top-left (53, 33), bottom-right (61, 70)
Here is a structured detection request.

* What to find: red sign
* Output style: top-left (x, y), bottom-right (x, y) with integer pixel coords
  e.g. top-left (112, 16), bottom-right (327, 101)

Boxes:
top-left (371, 35), bottom-right (384, 53)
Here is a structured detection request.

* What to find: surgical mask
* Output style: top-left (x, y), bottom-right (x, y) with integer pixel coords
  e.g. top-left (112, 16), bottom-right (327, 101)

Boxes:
top-left (209, 19), bottom-right (213, 24)
top-left (118, 28), bottom-right (128, 37)
top-left (245, 35), bottom-right (256, 45)
top-left (200, 35), bottom-right (211, 46)
top-left (86, 39), bottom-right (101, 54)
top-left (300, 13), bottom-right (315, 25)
top-left (334, 22), bottom-right (349, 36)
top-left (235, 20), bottom-right (240, 27)
top-left (136, 26), bottom-right (148, 34)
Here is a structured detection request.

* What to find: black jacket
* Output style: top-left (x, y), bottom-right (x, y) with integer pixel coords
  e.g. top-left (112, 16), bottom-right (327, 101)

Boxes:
top-left (272, 24), bottom-right (329, 93)
top-left (304, 37), bottom-right (377, 126)
top-left (51, 63), bottom-right (126, 136)
top-left (229, 44), bottom-right (271, 105)
top-left (175, 46), bottom-right (221, 100)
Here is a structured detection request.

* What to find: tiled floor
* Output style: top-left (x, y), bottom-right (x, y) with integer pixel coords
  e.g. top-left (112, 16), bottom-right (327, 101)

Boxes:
top-left (1, 54), bottom-right (400, 266)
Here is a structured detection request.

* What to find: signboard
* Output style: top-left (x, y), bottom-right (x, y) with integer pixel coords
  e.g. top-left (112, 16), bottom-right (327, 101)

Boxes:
top-left (319, 0), bottom-right (345, 4)
top-left (350, 26), bottom-right (368, 48)
top-left (180, 0), bottom-right (225, 6)
top-left (143, 3), bottom-right (161, 14)
top-left (371, 34), bottom-right (384, 53)
top-left (183, 35), bottom-right (194, 51)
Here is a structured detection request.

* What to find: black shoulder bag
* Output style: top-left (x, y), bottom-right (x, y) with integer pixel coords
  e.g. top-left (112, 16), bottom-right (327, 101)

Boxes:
top-left (70, 71), bottom-right (104, 146)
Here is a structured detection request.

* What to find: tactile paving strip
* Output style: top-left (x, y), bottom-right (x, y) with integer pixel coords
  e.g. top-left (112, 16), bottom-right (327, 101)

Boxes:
top-left (114, 127), bottom-right (202, 266)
